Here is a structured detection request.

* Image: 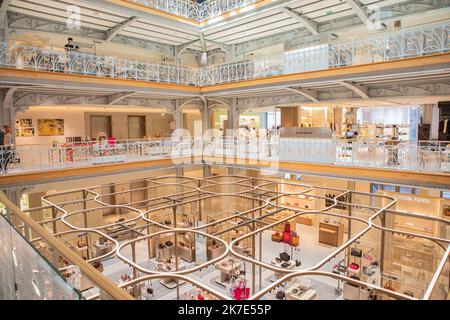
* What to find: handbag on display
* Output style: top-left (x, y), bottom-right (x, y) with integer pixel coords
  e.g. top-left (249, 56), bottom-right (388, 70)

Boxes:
top-left (233, 287), bottom-right (250, 300)
top-left (289, 232), bottom-right (300, 247)
top-left (282, 231), bottom-right (291, 244)
top-left (276, 291), bottom-right (285, 300)
top-left (363, 254), bottom-right (373, 261)
top-left (349, 263), bottom-right (360, 271)
top-left (282, 221), bottom-right (292, 244)
top-left (284, 222), bottom-right (291, 233)
top-left (279, 252), bottom-right (290, 262)
top-left (351, 248), bottom-right (362, 257)
top-left (383, 280), bottom-right (395, 292)
top-left (165, 241), bottom-right (173, 247)
top-left (271, 232), bottom-right (283, 242)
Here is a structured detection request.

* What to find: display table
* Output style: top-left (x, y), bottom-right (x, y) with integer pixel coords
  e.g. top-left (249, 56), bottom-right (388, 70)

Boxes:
top-left (270, 259), bottom-right (296, 281)
top-left (175, 245), bottom-right (195, 263)
top-left (215, 258), bottom-right (241, 286)
top-left (154, 257), bottom-right (187, 289)
top-left (94, 240), bottom-right (114, 258)
top-left (319, 220), bottom-right (344, 247)
top-left (105, 221), bottom-right (137, 241)
top-left (343, 282), bottom-right (371, 300)
top-left (207, 243), bottom-right (226, 260)
top-left (285, 281), bottom-right (317, 300)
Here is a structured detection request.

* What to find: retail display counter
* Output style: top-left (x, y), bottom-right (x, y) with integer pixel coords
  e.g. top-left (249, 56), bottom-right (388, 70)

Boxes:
top-left (319, 220), bottom-right (344, 247)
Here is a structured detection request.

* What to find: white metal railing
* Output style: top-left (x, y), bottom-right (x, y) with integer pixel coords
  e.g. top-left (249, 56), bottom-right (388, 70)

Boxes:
top-left (1, 23), bottom-right (448, 86)
top-left (132, 0), bottom-right (199, 20)
top-left (130, 0), bottom-right (258, 21)
top-left (0, 41), bottom-right (198, 85)
top-left (199, 23), bottom-right (450, 84)
top-left (199, 0), bottom-right (258, 21)
top-left (3, 138), bottom-right (450, 175)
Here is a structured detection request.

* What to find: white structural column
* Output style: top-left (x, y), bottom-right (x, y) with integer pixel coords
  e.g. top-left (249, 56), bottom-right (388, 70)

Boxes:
top-left (0, 0), bottom-right (11, 39)
top-left (1, 88), bottom-right (18, 139)
top-left (227, 98), bottom-right (239, 135)
top-left (174, 99), bottom-right (183, 130)
top-left (430, 104), bottom-right (440, 140)
top-left (421, 104), bottom-right (439, 140)
top-left (201, 101), bottom-right (210, 135)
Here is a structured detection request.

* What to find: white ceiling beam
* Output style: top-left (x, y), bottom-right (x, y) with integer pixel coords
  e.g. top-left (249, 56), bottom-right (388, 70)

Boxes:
top-left (344, 0), bottom-right (386, 30)
top-left (177, 39), bottom-right (201, 57)
top-left (105, 16), bottom-right (139, 41)
top-left (0, 0), bottom-right (11, 23)
top-left (338, 81), bottom-right (369, 99)
top-left (108, 92), bottom-right (137, 105)
top-left (279, 7), bottom-right (319, 35)
top-left (0, 0), bottom-right (12, 35)
top-left (199, 32), bottom-right (207, 53)
top-left (286, 87), bottom-right (319, 103)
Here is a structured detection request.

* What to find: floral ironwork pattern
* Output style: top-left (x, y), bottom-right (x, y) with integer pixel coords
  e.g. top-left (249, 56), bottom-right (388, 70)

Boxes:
top-left (0, 23), bottom-right (448, 86)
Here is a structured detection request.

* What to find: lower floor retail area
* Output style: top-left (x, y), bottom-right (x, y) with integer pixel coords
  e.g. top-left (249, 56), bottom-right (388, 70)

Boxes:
top-left (2, 164), bottom-right (449, 300)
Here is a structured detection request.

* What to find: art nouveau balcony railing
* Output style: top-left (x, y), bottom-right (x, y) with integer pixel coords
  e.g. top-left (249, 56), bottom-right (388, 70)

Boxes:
top-left (0, 41), bottom-right (198, 86)
top-left (199, 22), bottom-right (450, 85)
top-left (198, 0), bottom-right (258, 21)
top-left (132, 0), bottom-right (199, 21)
top-left (0, 23), bottom-right (448, 86)
top-left (3, 138), bottom-right (450, 175)
top-left (130, 0), bottom-right (258, 21)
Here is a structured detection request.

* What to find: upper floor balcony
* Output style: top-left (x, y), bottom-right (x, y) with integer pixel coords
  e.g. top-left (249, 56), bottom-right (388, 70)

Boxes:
top-left (1, 22), bottom-right (448, 87)
top-left (2, 136), bottom-right (450, 178)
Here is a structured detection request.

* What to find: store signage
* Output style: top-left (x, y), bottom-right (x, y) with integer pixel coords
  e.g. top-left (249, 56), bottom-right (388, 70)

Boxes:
top-left (396, 195), bottom-right (430, 204)
top-left (280, 127), bottom-right (333, 139)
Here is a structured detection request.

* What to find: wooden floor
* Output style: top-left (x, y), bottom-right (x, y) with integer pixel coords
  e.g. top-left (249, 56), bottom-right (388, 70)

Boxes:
top-left (1, 156), bottom-right (449, 188)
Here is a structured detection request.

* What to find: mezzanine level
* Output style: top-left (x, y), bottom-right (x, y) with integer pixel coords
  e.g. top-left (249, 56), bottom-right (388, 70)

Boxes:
top-left (1, 23), bottom-right (449, 87)
top-left (1, 137), bottom-right (449, 188)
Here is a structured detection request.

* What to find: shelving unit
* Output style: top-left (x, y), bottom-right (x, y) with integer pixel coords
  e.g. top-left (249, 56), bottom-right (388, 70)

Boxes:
top-left (206, 213), bottom-right (252, 260)
top-left (319, 220), bottom-right (344, 247)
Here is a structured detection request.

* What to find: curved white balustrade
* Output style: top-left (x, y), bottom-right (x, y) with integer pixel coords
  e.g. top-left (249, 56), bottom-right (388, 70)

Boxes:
top-left (131, 0), bottom-right (258, 21)
top-left (3, 137), bottom-right (450, 175)
top-left (1, 23), bottom-right (448, 86)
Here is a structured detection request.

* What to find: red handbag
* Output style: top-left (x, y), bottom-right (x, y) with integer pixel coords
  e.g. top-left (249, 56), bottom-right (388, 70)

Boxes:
top-left (233, 287), bottom-right (250, 300)
top-left (282, 231), bottom-right (290, 244)
top-left (284, 222), bottom-right (291, 233)
top-left (349, 263), bottom-right (360, 271)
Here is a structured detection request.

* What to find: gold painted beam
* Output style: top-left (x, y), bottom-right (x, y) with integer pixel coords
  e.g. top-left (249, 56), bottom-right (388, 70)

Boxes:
top-left (1, 156), bottom-right (449, 188)
top-left (0, 68), bottom-right (201, 94)
top-left (0, 157), bottom-right (190, 186)
top-left (202, 156), bottom-right (450, 187)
